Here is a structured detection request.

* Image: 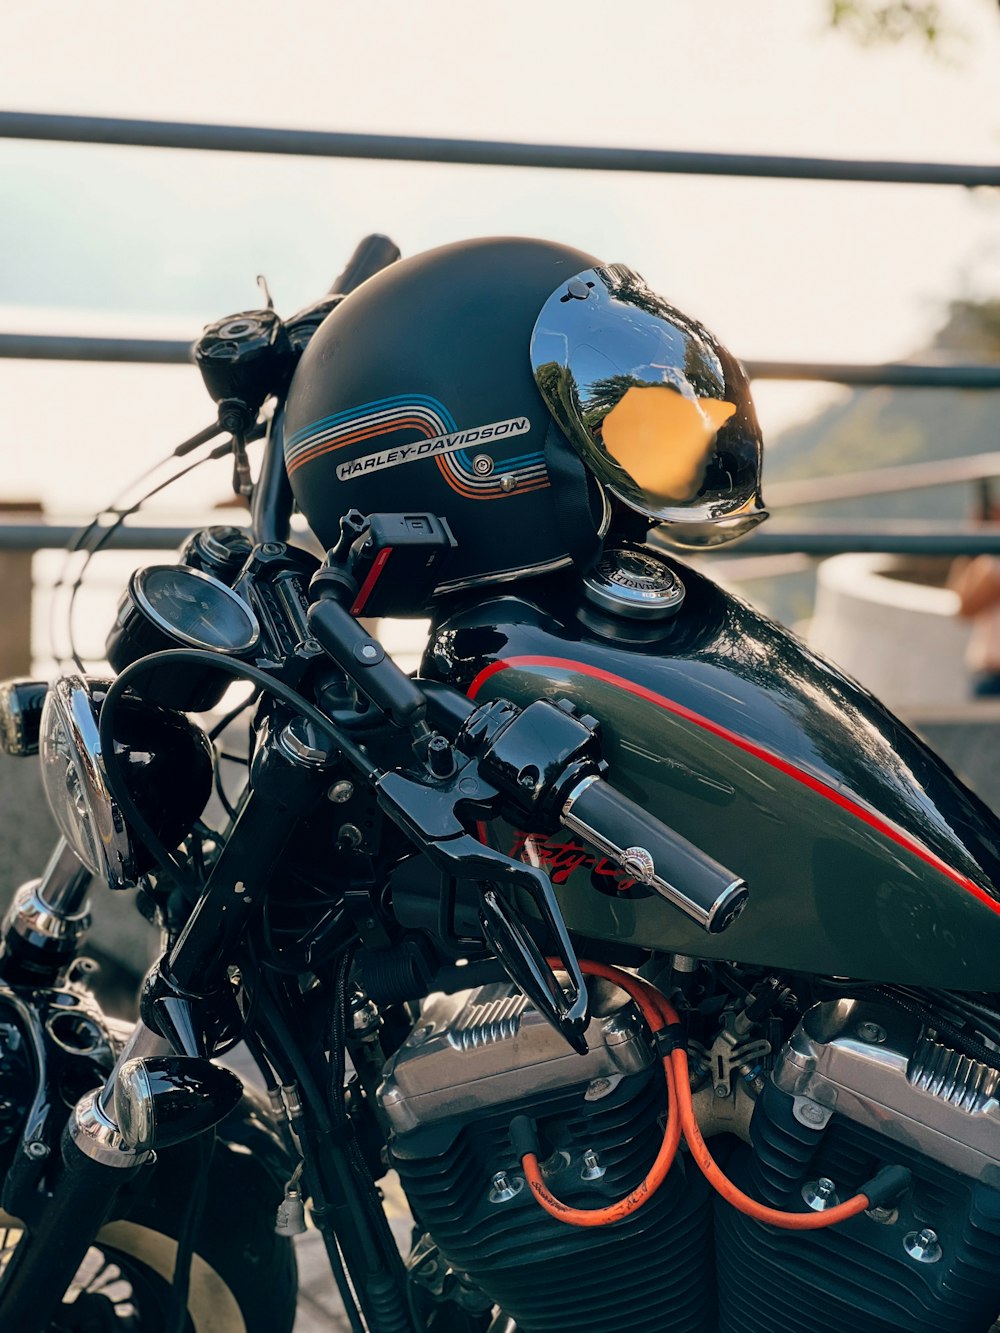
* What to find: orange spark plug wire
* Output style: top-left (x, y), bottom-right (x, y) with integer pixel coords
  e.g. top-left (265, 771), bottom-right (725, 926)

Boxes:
top-left (515, 959), bottom-right (909, 1231)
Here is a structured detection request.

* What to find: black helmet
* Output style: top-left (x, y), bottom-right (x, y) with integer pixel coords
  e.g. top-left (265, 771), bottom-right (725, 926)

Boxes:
top-left (283, 237), bottom-right (766, 602)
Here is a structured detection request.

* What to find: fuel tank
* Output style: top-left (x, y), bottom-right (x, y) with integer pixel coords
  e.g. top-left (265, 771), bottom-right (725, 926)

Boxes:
top-left (423, 551), bottom-right (1000, 989)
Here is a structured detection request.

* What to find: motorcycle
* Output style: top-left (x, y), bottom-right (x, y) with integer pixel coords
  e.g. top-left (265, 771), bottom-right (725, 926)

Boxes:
top-left (1, 233), bottom-right (1000, 1333)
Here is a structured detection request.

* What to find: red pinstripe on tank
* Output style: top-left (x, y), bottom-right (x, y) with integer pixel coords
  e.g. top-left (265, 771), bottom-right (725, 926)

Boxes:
top-left (467, 655), bottom-right (1000, 916)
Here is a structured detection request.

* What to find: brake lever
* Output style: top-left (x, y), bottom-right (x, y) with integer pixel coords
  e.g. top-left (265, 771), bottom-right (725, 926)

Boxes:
top-left (375, 767), bottom-right (590, 1053)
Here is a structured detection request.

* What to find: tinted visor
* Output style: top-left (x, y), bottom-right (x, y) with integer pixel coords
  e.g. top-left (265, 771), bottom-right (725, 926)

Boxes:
top-left (530, 265), bottom-right (767, 546)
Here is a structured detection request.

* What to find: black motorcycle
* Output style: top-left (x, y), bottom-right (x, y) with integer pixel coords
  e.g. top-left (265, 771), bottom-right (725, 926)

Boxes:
top-left (3, 235), bottom-right (1000, 1333)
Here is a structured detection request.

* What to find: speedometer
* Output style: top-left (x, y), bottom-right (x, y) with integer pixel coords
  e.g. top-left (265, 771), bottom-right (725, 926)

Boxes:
top-left (106, 565), bottom-right (261, 711)
top-left (107, 565), bottom-right (260, 665)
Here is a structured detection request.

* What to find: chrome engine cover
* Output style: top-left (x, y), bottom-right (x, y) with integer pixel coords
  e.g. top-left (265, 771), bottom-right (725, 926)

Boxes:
top-left (377, 979), bottom-right (653, 1133)
top-left (773, 997), bottom-right (1000, 1184)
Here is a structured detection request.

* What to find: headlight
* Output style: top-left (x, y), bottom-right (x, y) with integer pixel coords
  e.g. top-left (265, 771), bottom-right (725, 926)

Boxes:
top-left (40, 676), bottom-right (135, 887)
top-left (39, 675), bottom-right (214, 891)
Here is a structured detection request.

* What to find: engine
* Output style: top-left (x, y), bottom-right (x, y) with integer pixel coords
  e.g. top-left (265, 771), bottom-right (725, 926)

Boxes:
top-left (377, 975), bottom-right (1000, 1333)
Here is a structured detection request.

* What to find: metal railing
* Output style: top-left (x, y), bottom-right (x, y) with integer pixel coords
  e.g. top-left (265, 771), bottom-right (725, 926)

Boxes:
top-left (2, 105), bottom-right (999, 670)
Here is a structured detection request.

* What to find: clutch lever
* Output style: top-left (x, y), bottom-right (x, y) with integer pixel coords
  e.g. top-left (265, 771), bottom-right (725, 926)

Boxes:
top-left (375, 769), bottom-right (590, 1053)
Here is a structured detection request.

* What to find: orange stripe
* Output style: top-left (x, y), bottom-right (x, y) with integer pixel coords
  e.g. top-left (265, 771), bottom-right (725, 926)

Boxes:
top-left (287, 417), bottom-right (435, 474)
top-left (436, 459), bottom-right (550, 499)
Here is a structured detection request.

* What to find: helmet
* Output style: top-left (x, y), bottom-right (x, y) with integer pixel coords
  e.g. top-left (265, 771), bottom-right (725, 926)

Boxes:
top-left (283, 237), bottom-right (766, 604)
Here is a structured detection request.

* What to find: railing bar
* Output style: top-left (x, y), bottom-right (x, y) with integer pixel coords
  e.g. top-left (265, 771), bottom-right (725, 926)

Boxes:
top-left (1, 111), bottom-right (999, 187)
top-left (5, 519), bottom-right (1000, 557)
top-left (1, 332), bottom-right (998, 390)
top-left (768, 452), bottom-right (1000, 507)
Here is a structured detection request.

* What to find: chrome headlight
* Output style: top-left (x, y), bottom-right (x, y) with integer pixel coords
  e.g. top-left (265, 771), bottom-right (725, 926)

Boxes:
top-left (38, 675), bottom-right (214, 892)
top-left (39, 676), bottom-right (136, 889)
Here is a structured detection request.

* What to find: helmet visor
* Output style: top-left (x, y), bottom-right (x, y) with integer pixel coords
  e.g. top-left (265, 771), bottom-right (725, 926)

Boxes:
top-left (530, 265), bottom-right (767, 545)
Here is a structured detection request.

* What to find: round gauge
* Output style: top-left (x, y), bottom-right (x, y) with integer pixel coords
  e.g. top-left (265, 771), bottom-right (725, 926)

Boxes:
top-left (106, 566), bottom-right (261, 705)
top-left (134, 566), bottom-right (260, 653)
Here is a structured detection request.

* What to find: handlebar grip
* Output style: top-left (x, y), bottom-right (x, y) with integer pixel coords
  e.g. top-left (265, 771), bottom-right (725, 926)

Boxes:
top-left (561, 776), bottom-right (748, 934)
top-left (329, 234), bottom-right (401, 296)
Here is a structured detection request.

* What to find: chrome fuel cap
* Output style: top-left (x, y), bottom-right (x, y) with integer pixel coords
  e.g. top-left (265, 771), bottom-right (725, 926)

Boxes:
top-left (582, 543), bottom-right (686, 621)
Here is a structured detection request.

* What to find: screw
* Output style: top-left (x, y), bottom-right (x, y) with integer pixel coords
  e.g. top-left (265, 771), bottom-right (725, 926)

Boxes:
top-left (714, 1083), bottom-right (730, 1098)
top-left (472, 454), bottom-right (494, 476)
top-left (25, 1141), bottom-right (49, 1160)
top-left (328, 780), bottom-right (355, 804)
top-left (857, 1021), bottom-right (887, 1044)
top-left (585, 1078), bottom-right (612, 1100)
top-left (360, 644), bottom-right (379, 661)
top-left (499, 475), bottom-right (516, 494)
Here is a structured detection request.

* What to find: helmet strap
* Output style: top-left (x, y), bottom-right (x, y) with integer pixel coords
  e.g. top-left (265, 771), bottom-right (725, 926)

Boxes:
top-left (543, 422), bottom-right (605, 571)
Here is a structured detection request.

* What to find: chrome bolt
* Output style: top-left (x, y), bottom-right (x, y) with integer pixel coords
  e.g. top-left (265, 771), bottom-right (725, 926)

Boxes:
top-left (498, 474), bottom-right (516, 494)
top-left (25, 1140), bottom-right (49, 1160)
top-left (488, 1171), bottom-right (523, 1204)
top-left (585, 1077), bottom-right (612, 1100)
top-left (327, 780), bottom-right (355, 804)
top-left (866, 1204), bottom-right (899, 1225)
top-left (799, 1101), bottom-right (828, 1126)
top-left (802, 1177), bottom-right (840, 1211)
top-left (904, 1227), bottom-right (942, 1263)
top-left (581, 1149), bottom-right (606, 1181)
top-left (857, 1021), bottom-right (887, 1044)
top-left (472, 454), bottom-right (494, 476)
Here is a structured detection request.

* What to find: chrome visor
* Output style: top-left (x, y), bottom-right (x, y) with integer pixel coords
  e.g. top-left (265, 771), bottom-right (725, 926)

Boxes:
top-left (530, 265), bottom-right (767, 545)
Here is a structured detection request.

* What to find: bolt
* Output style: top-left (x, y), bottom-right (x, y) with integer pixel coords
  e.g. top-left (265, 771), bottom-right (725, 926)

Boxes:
top-left (261, 543), bottom-right (283, 556)
top-left (566, 278), bottom-right (592, 300)
top-left (498, 474), bottom-right (516, 494)
top-left (301, 638), bottom-right (323, 654)
top-left (337, 823), bottom-right (363, 849)
top-left (488, 1170), bottom-right (523, 1203)
top-left (714, 1083), bottom-right (730, 1098)
top-left (802, 1176), bottom-right (840, 1211)
top-left (361, 644), bottom-right (378, 660)
top-left (799, 1101), bottom-right (827, 1126)
top-left (25, 1140), bottom-right (49, 1160)
top-left (472, 454), bottom-right (494, 476)
top-left (586, 1078), bottom-right (612, 1099)
top-left (904, 1227), bottom-right (943, 1263)
top-left (580, 1149), bottom-right (606, 1181)
top-left (327, 780), bottom-right (355, 804)
top-left (866, 1205), bottom-right (899, 1225)
top-left (857, 1021), bottom-right (887, 1044)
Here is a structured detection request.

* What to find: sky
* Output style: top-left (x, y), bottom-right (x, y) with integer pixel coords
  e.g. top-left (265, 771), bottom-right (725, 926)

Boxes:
top-left (1, 0), bottom-right (999, 521)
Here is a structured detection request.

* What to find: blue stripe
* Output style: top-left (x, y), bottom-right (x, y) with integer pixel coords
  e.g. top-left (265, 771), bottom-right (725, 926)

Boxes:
top-left (286, 394), bottom-right (456, 449)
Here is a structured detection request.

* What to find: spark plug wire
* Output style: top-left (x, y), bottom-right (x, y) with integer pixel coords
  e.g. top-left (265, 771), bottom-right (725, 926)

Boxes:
top-left (515, 960), bottom-right (910, 1230)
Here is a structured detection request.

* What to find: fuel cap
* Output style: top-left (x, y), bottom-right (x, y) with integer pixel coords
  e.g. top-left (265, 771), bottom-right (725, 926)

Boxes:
top-left (582, 543), bottom-right (685, 621)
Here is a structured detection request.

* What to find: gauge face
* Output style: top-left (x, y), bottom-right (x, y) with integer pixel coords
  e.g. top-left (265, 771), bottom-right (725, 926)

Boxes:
top-left (134, 566), bottom-right (260, 654)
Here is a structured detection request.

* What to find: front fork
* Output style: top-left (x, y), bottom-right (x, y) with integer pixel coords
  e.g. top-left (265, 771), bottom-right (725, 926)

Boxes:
top-left (0, 840), bottom-right (171, 1331)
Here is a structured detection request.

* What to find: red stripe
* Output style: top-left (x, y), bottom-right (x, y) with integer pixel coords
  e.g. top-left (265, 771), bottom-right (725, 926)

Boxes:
top-left (467, 655), bottom-right (1000, 915)
top-left (351, 547), bottom-right (393, 616)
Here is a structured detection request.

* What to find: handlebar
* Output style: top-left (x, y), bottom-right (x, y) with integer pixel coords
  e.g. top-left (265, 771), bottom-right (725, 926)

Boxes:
top-left (561, 775), bottom-right (748, 933)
